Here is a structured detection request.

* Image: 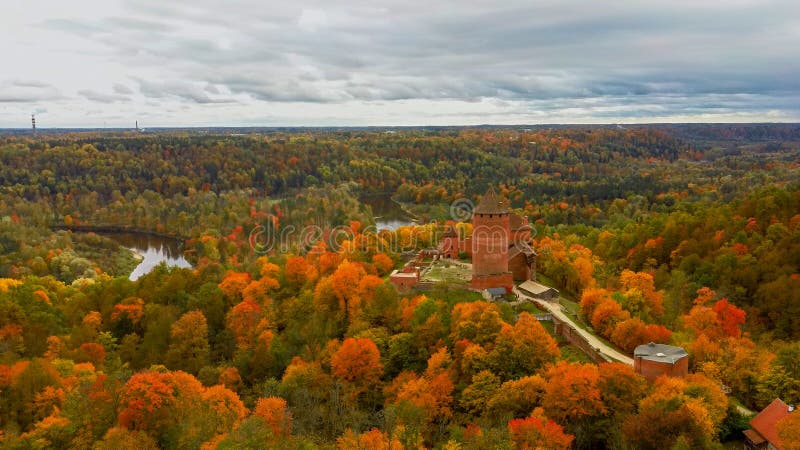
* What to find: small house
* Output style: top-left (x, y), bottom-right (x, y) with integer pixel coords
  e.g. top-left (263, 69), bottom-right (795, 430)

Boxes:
top-left (482, 287), bottom-right (507, 301)
top-left (389, 268), bottom-right (419, 292)
top-left (518, 280), bottom-right (559, 301)
top-left (743, 398), bottom-right (795, 450)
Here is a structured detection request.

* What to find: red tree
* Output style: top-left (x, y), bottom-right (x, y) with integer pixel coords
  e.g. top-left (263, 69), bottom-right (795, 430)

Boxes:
top-left (331, 337), bottom-right (383, 390)
top-left (508, 413), bottom-right (574, 449)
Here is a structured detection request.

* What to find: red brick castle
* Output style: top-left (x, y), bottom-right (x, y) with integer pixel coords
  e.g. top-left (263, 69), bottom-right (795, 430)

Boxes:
top-left (439, 188), bottom-right (536, 292)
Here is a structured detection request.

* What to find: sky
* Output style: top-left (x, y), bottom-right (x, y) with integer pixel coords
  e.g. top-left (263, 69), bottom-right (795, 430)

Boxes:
top-left (1, 0), bottom-right (799, 127)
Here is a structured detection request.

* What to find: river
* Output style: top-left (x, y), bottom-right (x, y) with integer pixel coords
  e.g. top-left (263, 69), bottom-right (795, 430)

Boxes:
top-left (99, 232), bottom-right (193, 281)
top-left (363, 195), bottom-right (415, 230)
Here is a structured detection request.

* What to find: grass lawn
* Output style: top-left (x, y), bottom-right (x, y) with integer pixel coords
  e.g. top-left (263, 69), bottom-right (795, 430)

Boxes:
top-left (515, 302), bottom-right (547, 315)
top-left (422, 260), bottom-right (471, 284)
top-left (560, 345), bottom-right (594, 364)
top-left (426, 285), bottom-right (483, 304)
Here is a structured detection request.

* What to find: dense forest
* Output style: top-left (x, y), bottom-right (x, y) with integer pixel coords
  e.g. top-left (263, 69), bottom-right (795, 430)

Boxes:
top-left (0, 125), bottom-right (799, 449)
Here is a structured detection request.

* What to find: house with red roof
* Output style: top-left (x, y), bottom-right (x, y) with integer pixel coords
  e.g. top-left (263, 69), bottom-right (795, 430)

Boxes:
top-left (743, 398), bottom-right (795, 450)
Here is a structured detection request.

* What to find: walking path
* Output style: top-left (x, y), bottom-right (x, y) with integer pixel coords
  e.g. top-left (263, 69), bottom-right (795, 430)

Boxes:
top-left (512, 287), bottom-right (634, 365)
top-left (512, 286), bottom-right (756, 416)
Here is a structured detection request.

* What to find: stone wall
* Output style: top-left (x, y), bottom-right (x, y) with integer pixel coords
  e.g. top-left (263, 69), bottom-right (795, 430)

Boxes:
top-left (552, 316), bottom-right (608, 364)
top-left (508, 252), bottom-right (532, 281)
top-left (470, 272), bottom-right (514, 292)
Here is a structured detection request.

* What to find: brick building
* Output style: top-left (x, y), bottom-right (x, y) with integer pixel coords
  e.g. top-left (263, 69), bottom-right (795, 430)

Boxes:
top-left (508, 213), bottom-right (536, 281)
top-left (389, 267), bottom-right (419, 292)
top-left (438, 225), bottom-right (461, 259)
top-left (633, 342), bottom-right (689, 382)
top-left (435, 188), bottom-right (537, 292)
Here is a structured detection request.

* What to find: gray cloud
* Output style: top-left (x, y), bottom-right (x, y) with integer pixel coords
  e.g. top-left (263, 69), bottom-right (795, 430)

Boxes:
top-left (78, 89), bottom-right (131, 103)
top-left (5, 0), bottom-right (800, 125)
top-left (12, 80), bottom-right (52, 88)
top-left (113, 83), bottom-right (134, 95)
top-left (0, 80), bottom-right (62, 103)
top-left (135, 78), bottom-right (236, 104)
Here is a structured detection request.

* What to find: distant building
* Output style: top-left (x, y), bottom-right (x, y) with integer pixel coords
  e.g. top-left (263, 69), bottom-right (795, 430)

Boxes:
top-left (482, 287), bottom-right (507, 301)
top-left (744, 398), bottom-right (795, 450)
top-left (518, 280), bottom-right (559, 301)
top-left (633, 342), bottom-right (689, 382)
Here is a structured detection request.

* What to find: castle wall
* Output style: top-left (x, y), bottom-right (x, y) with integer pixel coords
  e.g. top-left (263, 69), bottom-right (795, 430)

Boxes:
top-left (462, 237), bottom-right (473, 257)
top-left (551, 314), bottom-right (607, 364)
top-left (470, 273), bottom-right (514, 292)
top-left (509, 252), bottom-right (532, 281)
top-left (389, 270), bottom-right (419, 292)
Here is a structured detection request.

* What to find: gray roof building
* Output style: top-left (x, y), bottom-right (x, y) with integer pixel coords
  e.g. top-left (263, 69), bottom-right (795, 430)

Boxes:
top-left (634, 342), bottom-right (688, 365)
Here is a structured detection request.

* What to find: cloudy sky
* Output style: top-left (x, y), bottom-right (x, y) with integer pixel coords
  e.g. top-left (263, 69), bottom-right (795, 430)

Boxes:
top-left (1, 0), bottom-right (799, 127)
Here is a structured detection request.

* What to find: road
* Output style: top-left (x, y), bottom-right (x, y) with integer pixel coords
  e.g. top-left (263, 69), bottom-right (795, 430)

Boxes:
top-left (512, 287), bottom-right (634, 365)
top-left (512, 287), bottom-right (757, 416)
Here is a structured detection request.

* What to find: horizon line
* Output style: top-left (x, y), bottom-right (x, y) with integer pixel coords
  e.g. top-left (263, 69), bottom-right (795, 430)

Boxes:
top-left (2, 121), bottom-right (800, 131)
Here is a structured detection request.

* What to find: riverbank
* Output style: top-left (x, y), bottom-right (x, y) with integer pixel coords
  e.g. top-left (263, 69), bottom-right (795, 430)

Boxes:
top-left (50, 224), bottom-right (187, 243)
top-left (65, 230), bottom-right (142, 278)
top-left (59, 227), bottom-right (193, 281)
top-left (394, 200), bottom-right (452, 223)
top-left (362, 194), bottom-right (418, 229)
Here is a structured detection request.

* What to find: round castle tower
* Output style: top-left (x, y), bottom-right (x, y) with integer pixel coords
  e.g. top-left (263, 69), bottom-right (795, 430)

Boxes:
top-left (470, 188), bottom-right (514, 291)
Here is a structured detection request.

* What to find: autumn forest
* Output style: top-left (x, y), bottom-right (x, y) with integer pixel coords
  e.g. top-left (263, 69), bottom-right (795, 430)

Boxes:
top-left (0, 125), bottom-right (799, 449)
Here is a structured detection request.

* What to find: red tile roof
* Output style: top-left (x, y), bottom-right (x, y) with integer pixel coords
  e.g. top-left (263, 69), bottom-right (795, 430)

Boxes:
top-left (750, 398), bottom-right (792, 450)
top-left (743, 429), bottom-right (766, 445)
top-left (474, 188), bottom-right (508, 215)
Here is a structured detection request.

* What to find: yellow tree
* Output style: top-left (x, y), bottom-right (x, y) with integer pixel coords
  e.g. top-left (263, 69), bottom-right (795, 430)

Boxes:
top-left (777, 412), bottom-right (800, 450)
top-left (393, 348), bottom-right (455, 425)
top-left (619, 270), bottom-right (664, 317)
top-left (336, 428), bottom-right (403, 450)
top-left (490, 313), bottom-right (560, 379)
top-left (330, 260), bottom-right (368, 323)
top-left (450, 301), bottom-right (504, 346)
top-left (218, 271), bottom-right (251, 304)
top-left (165, 310), bottom-right (210, 374)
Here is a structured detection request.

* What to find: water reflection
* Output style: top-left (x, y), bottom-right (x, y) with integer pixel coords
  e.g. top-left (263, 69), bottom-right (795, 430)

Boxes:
top-left (99, 232), bottom-right (192, 280)
top-left (363, 195), bottom-right (414, 230)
